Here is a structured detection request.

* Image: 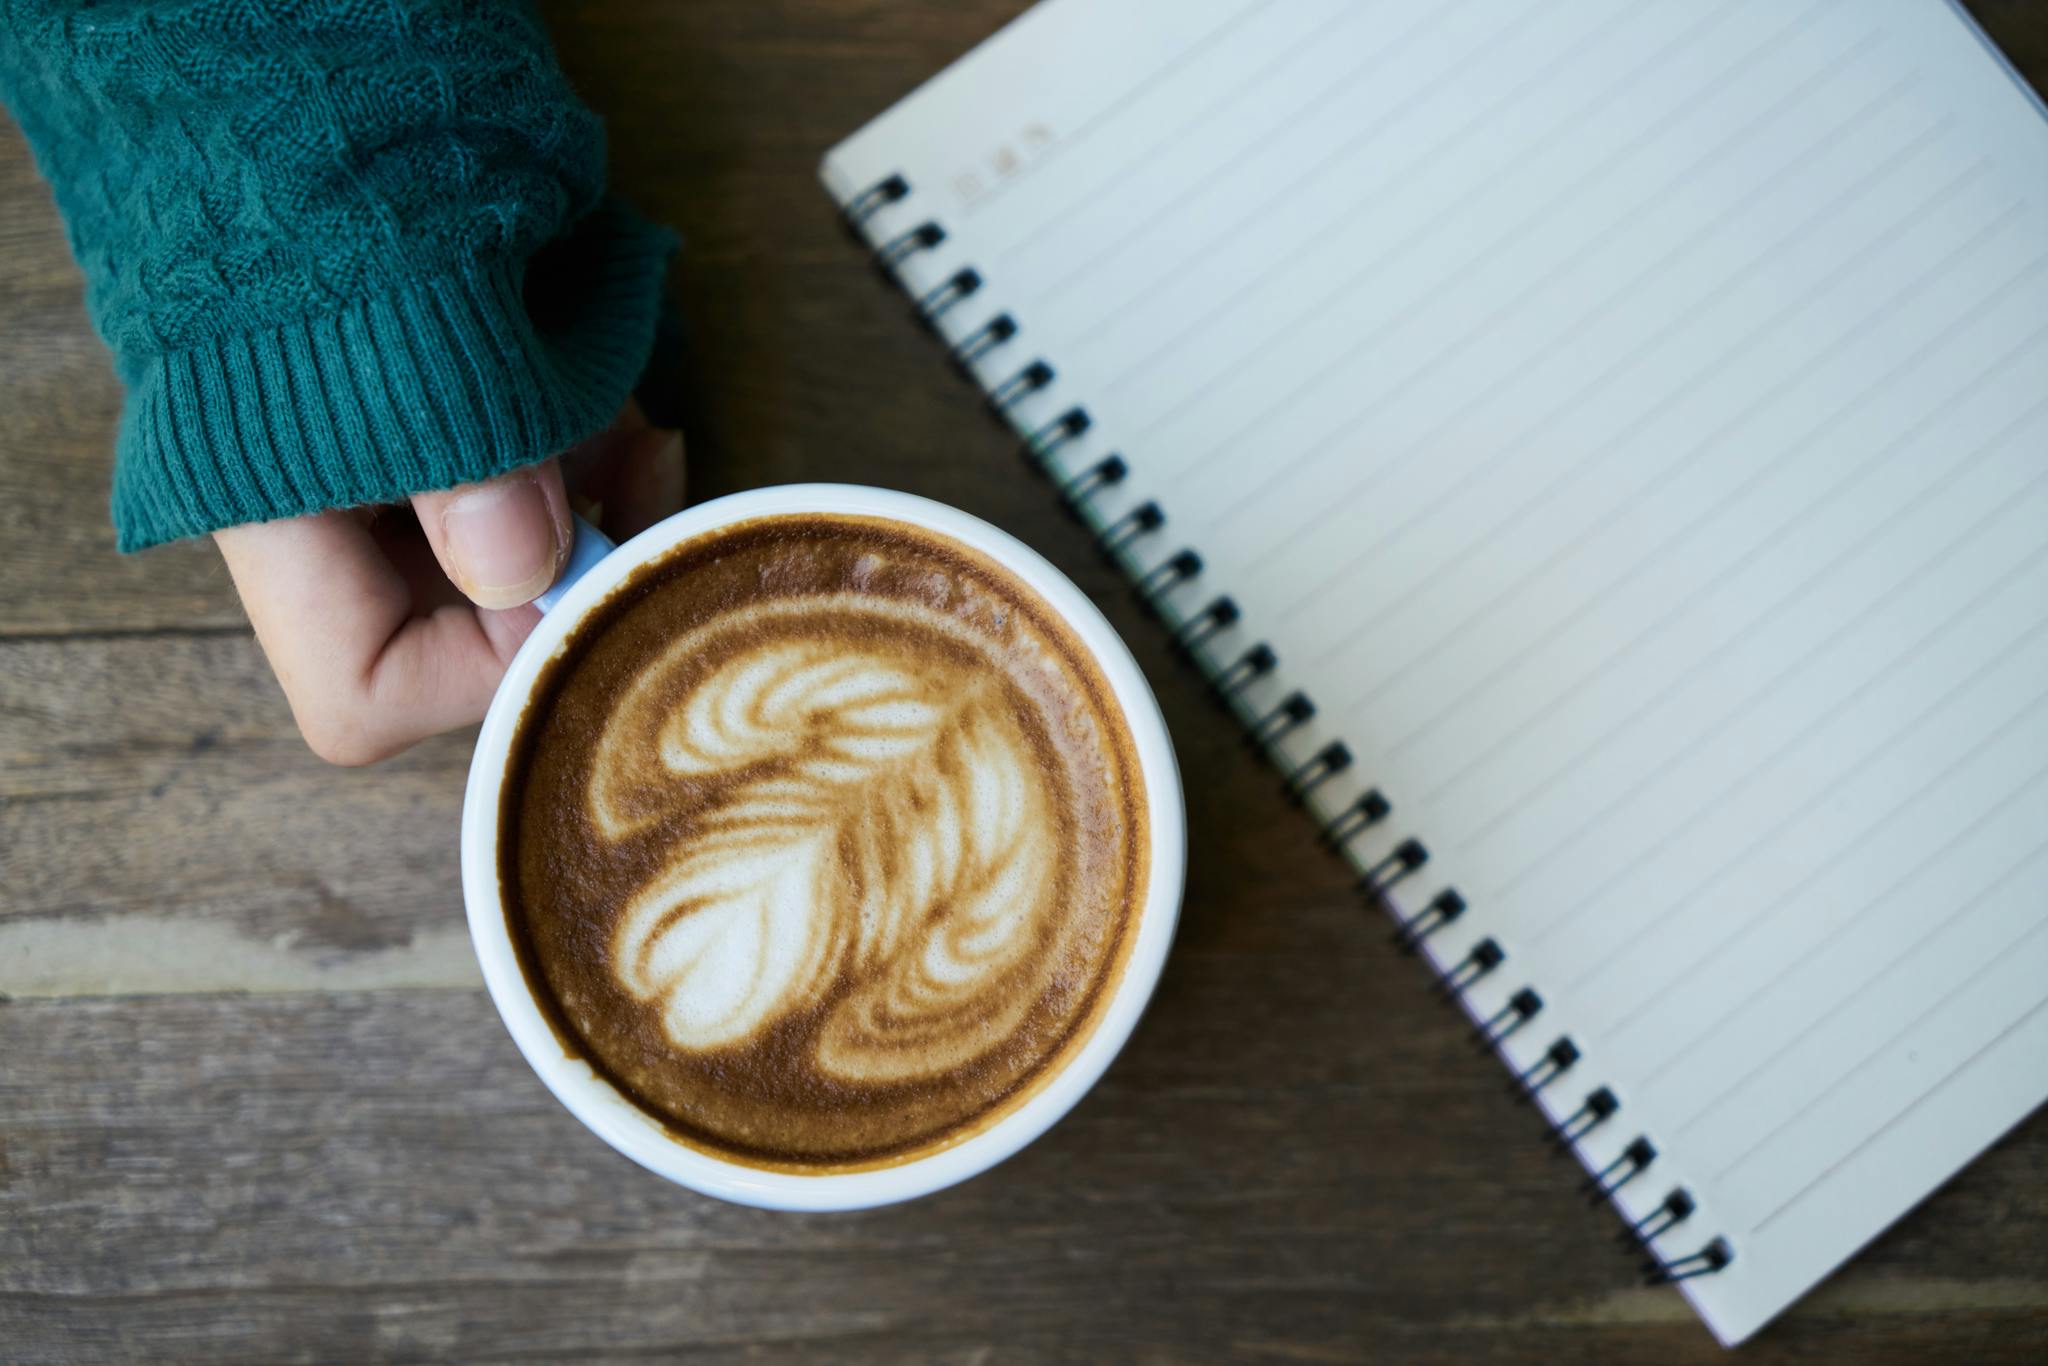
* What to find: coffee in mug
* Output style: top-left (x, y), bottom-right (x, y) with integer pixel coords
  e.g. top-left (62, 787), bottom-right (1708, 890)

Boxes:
top-left (496, 512), bottom-right (1149, 1173)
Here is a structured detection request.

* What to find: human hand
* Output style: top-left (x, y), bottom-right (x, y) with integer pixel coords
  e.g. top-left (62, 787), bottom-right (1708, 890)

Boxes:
top-left (215, 402), bottom-right (684, 765)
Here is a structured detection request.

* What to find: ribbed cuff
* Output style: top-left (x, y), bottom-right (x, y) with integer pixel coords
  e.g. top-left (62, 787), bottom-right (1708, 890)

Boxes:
top-left (111, 204), bottom-right (679, 551)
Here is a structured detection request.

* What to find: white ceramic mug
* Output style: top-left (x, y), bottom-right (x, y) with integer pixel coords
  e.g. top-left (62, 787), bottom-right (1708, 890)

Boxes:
top-left (460, 484), bottom-right (1185, 1210)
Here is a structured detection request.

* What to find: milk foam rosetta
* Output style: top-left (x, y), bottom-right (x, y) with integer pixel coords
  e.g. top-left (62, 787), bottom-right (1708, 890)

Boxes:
top-left (597, 598), bottom-right (1064, 1081)
top-left (500, 516), bottom-right (1146, 1171)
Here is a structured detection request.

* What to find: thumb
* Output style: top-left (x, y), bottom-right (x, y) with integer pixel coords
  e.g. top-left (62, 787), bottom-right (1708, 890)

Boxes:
top-left (411, 460), bottom-right (572, 611)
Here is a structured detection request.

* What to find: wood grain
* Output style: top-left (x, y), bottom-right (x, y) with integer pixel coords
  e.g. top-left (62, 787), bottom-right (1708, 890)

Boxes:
top-left (0, 632), bottom-right (480, 996)
top-left (4, 991), bottom-right (2044, 1365)
top-left (1, 1), bottom-right (2044, 1361)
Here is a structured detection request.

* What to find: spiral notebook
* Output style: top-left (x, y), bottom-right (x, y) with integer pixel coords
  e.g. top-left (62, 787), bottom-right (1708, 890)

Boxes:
top-left (820, 0), bottom-right (2048, 1345)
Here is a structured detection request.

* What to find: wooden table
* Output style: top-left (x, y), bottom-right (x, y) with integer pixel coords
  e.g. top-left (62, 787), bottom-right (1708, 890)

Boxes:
top-left (4, 3), bottom-right (2045, 1360)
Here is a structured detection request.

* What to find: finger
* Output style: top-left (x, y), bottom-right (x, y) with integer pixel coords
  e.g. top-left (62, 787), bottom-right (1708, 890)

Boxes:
top-left (364, 505), bottom-right (546, 665)
top-left (410, 460), bottom-right (572, 611)
top-left (215, 513), bottom-right (527, 765)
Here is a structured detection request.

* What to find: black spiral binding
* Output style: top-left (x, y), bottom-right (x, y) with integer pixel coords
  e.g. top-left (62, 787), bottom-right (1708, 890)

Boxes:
top-left (840, 171), bottom-right (1733, 1293)
top-left (1619, 1188), bottom-right (1696, 1248)
top-left (953, 314), bottom-right (1018, 367)
top-left (1392, 888), bottom-right (1464, 953)
top-left (1320, 787), bottom-right (1391, 848)
top-left (1174, 596), bottom-right (1238, 654)
top-left (1062, 454), bottom-right (1127, 507)
top-left (1215, 643), bottom-right (1277, 694)
top-left (1646, 1238), bottom-right (1734, 1286)
top-left (916, 268), bottom-right (982, 327)
top-left (1284, 741), bottom-right (1351, 803)
top-left (1249, 691), bottom-right (1315, 748)
top-left (1550, 1087), bottom-right (1621, 1151)
top-left (1512, 1037), bottom-right (1580, 1103)
top-left (1028, 408), bottom-right (1092, 463)
top-left (1434, 937), bottom-right (1505, 1001)
top-left (840, 172), bottom-right (908, 230)
top-left (990, 360), bottom-right (1055, 413)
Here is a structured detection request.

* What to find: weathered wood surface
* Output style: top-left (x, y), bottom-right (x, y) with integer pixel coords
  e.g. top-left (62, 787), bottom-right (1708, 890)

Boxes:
top-left (3, 2), bottom-right (2045, 1361)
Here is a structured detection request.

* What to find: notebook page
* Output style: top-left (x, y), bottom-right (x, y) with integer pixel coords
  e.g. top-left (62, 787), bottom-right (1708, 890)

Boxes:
top-left (821, 0), bottom-right (2048, 1344)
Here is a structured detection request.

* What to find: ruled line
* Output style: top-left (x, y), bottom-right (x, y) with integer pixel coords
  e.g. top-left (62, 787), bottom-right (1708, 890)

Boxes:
top-left (1591, 635), bottom-right (2048, 1026)
top-left (1069, 0), bottom-right (1664, 387)
top-left (1004, 0), bottom-right (1523, 297)
top-left (1669, 816), bottom-right (2048, 1137)
top-left (1712, 885), bottom-right (2048, 1191)
top-left (1318, 118), bottom-right (1966, 712)
top-left (1284, 134), bottom-right (1941, 670)
top-left (962, 0), bottom-right (1288, 220)
top-left (1170, 0), bottom-right (1862, 521)
top-left (1426, 290), bottom-right (2048, 834)
top-left (1483, 374), bottom-right (2048, 934)
top-left (1747, 967), bottom-right (2048, 1236)
top-left (1553, 605), bottom-right (2048, 1018)
top-left (980, 0), bottom-right (1372, 244)
top-left (1540, 530), bottom-right (2048, 983)
top-left (1228, 44), bottom-right (1914, 596)
top-left (1344, 153), bottom-right (1993, 746)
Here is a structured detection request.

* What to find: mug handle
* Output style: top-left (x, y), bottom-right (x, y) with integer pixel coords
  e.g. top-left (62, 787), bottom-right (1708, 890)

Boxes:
top-left (534, 515), bottom-right (617, 615)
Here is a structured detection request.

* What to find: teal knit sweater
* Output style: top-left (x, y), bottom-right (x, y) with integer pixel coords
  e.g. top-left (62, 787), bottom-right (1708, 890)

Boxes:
top-left (0, 0), bottom-right (676, 550)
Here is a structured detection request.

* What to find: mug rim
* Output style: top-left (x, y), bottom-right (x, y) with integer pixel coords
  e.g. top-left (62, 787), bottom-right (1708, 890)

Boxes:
top-left (460, 483), bottom-right (1186, 1210)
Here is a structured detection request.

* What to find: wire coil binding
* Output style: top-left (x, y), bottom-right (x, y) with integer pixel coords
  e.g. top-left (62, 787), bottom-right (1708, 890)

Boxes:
top-left (1099, 500), bottom-right (1163, 555)
top-left (916, 267), bottom-right (981, 326)
top-left (1175, 596), bottom-right (1239, 653)
top-left (1645, 1238), bottom-right (1733, 1285)
top-left (1511, 1037), bottom-right (1579, 1103)
top-left (1062, 454), bottom-right (1127, 506)
top-left (1026, 408), bottom-right (1091, 464)
top-left (1391, 888), bottom-right (1464, 952)
top-left (952, 313), bottom-right (1017, 367)
top-left (990, 360), bottom-right (1054, 412)
top-left (1137, 548), bottom-right (1203, 601)
top-left (1619, 1189), bottom-right (1695, 1249)
top-left (1283, 741), bottom-right (1351, 803)
top-left (841, 172), bottom-right (909, 229)
top-left (1549, 1087), bottom-right (1620, 1153)
top-left (1359, 837), bottom-right (1427, 897)
top-left (837, 166), bottom-right (1732, 1292)
top-left (1249, 692), bottom-right (1314, 747)
top-left (1582, 1138), bottom-right (1657, 1203)
top-left (877, 221), bottom-right (944, 272)
top-left (1434, 937), bottom-right (1504, 1000)
top-left (1215, 643), bottom-right (1277, 695)
top-left (1472, 987), bottom-right (1543, 1051)
top-left (1320, 788), bottom-right (1391, 847)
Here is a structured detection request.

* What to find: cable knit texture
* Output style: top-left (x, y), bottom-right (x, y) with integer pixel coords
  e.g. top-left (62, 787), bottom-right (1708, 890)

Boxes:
top-left (0, 0), bottom-right (676, 549)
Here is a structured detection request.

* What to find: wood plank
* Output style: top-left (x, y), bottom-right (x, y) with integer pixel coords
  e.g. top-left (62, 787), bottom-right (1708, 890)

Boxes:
top-left (0, 563), bottom-right (1249, 998)
top-left (0, 632), bottom-right (478, 994)
top-left (2, 990), bottom-right (2042, 1364)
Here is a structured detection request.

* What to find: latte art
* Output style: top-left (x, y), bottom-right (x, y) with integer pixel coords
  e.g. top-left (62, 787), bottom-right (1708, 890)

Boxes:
top-left (600, 599), bottom-right (1064, 1078)
top-left (500, 515), bottom-right (1146, 1171)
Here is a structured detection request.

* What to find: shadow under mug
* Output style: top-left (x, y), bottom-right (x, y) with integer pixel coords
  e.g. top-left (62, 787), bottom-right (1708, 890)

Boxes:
top-left (459, 484), bottom-right (1186, 1210)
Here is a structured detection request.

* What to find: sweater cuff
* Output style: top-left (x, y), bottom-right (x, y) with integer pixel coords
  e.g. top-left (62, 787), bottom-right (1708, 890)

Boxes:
top-left (111, 204), bottom-right (679, 551)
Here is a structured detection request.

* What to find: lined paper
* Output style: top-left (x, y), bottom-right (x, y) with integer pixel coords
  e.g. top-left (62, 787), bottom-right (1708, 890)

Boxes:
top-left (823, 0), bottom-right (2048, 1344)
